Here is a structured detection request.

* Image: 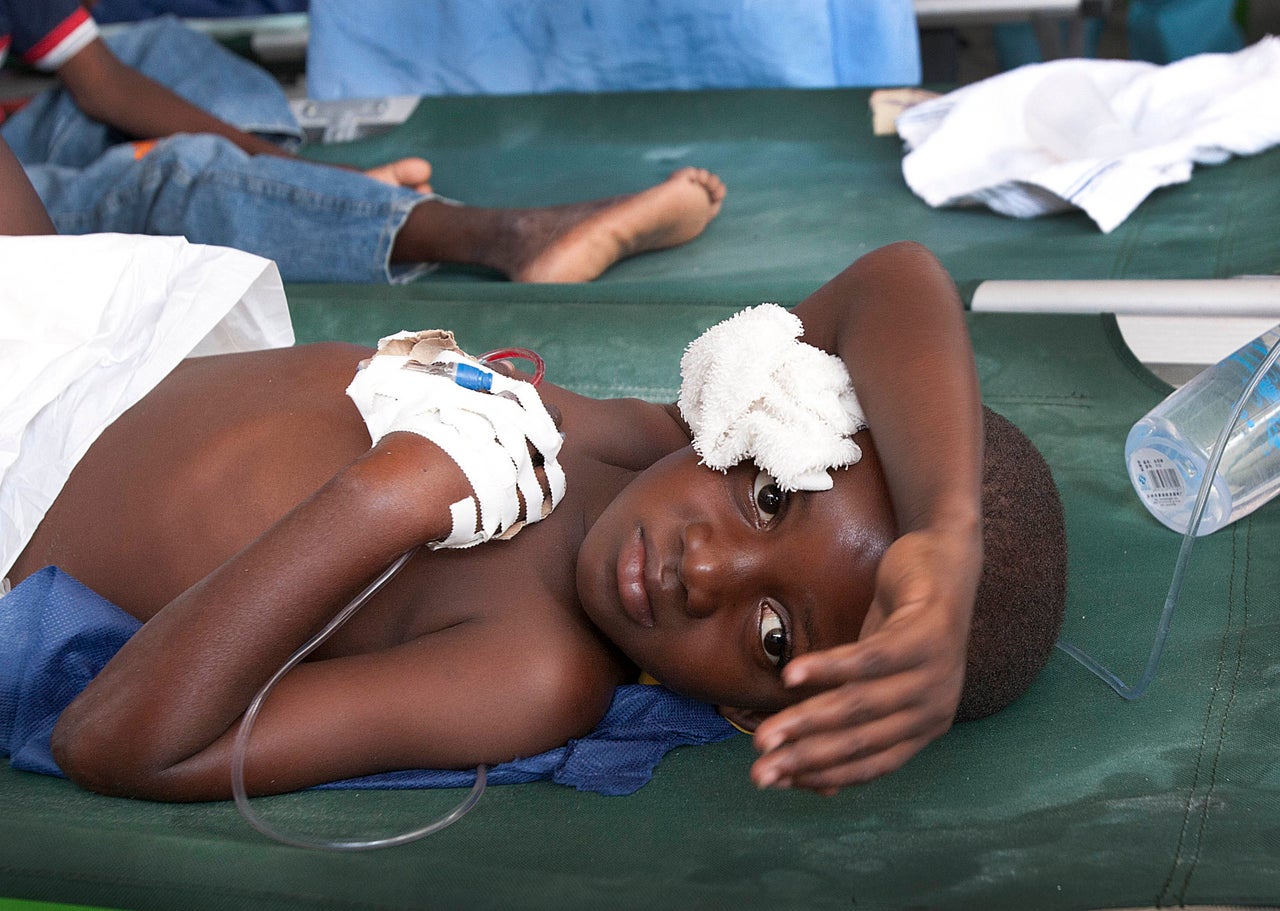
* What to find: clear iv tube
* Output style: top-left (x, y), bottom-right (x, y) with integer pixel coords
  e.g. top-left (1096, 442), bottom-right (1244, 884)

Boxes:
top-left (1057, 333), bottom-right (1280, 699)
top-left (229, 347), bottom-right (546, 850)
top-left (230, 547), bottom-right (488, 851)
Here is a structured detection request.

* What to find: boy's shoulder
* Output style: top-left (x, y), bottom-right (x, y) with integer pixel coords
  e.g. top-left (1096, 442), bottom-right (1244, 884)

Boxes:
top-left (377, 586), bottom-right (627, 761)
top-left (544, 384), bottom-right (689, 471)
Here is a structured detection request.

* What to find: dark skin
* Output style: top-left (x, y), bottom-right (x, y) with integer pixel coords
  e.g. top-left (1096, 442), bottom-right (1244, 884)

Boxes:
top-left (14, 337), bottom-right (897, 798)
top-left (36, 34), bottom-right (727, 283)
top-left (0, 137), bottom-right (55, 235)
top-left (5, 129), bottom-right (981, 797)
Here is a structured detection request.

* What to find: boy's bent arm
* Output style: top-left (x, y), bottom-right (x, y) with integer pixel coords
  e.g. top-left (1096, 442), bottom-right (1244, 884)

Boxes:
top-left (755, 241), bottom-right (983, 793)
top-left (48, 431), bottom-right (579, 800)
top-left (54, 37), bottom-right (430, 189)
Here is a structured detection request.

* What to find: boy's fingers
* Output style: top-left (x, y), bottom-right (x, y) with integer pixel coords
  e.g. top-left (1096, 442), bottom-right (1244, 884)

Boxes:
top-left (784, 738), bottom-right (935, 794)
top-left (754, 673), bottom-right (928, 753)
top-left (752, 713), bottom-right (936, 790)
top-left (782, 631), bottom-right (932, 689)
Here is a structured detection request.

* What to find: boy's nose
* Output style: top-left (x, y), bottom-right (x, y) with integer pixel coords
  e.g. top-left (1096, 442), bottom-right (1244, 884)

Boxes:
top-left (679, 522), bottom-right (761, 618)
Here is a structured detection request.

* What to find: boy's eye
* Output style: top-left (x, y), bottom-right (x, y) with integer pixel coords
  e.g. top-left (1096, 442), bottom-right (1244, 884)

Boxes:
top-left (759, 603), bottom-right (790, 667)
top-left (751, 469), bottom-right (787, 525)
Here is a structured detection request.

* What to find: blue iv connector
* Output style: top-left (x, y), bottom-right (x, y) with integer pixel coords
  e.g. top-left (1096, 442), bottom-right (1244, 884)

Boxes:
top-left (414, 360), bottom-right (494, 391)
top-left (449, 361), bottom-right (494, 391)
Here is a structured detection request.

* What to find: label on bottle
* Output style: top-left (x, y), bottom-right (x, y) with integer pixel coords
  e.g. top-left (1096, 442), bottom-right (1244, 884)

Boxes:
top-left (1130, 447), bottom-right (1186, 510)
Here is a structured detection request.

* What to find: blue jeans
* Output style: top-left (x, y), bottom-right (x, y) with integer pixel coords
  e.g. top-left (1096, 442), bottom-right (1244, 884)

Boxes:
top-left (2, 18), bottom-right (428, 283)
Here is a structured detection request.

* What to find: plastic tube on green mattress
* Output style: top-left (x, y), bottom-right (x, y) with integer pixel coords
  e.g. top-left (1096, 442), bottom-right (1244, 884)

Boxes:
top-left (230, 547), bottom-right (487, 851)
top-left (1057, 332), bottom-right (1280, 699)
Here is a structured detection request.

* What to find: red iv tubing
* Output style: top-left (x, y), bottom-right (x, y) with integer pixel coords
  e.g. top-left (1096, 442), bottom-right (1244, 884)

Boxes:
top-left (480, 347), bottom-right (546, 387)
top-left (231, 346), bottom-right (546, 850)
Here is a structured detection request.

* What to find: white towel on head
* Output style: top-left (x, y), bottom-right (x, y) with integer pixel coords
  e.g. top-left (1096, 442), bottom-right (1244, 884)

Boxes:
top-left (677, 304), bottom-right (866, 492)
top-left (897, 37), bottom-right (1280, 233)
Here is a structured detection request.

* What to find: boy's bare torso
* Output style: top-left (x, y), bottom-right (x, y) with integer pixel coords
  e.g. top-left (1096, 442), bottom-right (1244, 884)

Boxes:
top-left (12, 342), bottom-right (684, 680)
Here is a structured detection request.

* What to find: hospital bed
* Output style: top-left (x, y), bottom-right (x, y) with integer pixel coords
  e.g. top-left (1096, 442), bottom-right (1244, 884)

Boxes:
top-left (3, 83), bottom-right (1279, 911)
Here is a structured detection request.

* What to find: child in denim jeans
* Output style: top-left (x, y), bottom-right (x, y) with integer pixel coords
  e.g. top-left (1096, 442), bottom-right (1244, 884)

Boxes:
top-left (0, 3), bottom-right (725, 283)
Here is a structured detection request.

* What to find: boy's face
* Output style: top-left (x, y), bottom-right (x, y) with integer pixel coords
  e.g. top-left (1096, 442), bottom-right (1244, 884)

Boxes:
top-left (576, 434), bottom-right (894, 715)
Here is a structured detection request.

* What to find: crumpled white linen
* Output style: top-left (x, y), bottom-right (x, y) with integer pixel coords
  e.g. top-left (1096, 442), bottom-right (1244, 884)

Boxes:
top-left (0, 234), bottom-right (292, 577)
top-left (898, 37), bottom-right (1280, 233)
top-left (677, 304), bottom-right (866, 492)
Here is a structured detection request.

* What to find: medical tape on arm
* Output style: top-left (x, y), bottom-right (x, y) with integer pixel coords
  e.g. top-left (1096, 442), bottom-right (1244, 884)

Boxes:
top-left (484, 368), bottom-right (566, 532)
top-left (346, 342), bottom-right (565, 549)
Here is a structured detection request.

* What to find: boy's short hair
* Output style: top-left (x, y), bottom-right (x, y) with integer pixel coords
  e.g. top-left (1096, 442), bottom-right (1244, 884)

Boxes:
top-left (955, 407), bottom-right (1068, 723)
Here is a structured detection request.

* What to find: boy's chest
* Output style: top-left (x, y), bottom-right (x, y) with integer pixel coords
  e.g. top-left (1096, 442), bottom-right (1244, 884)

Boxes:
top-left (308, 508), bottom-right (587, 659)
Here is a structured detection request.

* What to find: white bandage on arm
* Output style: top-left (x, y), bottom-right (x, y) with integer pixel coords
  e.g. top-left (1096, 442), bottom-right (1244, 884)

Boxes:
top-left (345, 331), bottom-right (565, 549)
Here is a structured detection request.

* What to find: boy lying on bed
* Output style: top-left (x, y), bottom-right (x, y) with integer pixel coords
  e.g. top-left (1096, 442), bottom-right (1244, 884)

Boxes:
top-left (0, 140), bottom-right (1065, 801)
top-left (0, 3), bottom-right (724, 283)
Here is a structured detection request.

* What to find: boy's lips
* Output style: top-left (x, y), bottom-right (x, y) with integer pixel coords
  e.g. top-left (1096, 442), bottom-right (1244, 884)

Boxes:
top-left (616, 528), bottom-right (654, 628)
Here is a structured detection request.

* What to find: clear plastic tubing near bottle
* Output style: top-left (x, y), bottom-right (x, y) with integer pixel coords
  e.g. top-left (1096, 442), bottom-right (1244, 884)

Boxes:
top-left (1126, 322), bottom-right (1280, 536)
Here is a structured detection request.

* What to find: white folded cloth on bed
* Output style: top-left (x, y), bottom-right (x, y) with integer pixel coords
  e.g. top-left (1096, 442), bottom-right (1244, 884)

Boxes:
top-left (898, 37), bottom-right (1280, 233)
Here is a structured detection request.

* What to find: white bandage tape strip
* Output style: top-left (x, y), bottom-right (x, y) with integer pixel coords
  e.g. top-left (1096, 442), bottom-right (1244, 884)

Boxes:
top-left (346, 342), bottom-right (565, 549)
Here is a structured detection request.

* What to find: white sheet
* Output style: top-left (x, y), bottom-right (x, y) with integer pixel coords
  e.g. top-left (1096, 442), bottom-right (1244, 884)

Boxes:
top-left (0, 234), bottom-right (293, 577)
top-left (898, 37), bottom-right (1280, 233)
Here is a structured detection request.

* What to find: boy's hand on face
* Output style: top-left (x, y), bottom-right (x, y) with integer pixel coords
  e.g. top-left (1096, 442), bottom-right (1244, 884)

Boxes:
top-left (747, 527), bottom-right (980, 795)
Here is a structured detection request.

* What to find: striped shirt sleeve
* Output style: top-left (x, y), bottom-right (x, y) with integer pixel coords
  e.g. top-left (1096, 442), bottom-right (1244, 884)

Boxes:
top-left (6, 0), bottom-right (99, 72)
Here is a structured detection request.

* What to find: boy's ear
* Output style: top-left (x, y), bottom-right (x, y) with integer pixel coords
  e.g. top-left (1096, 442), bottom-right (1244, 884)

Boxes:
top-left (717, 705), bottom-right (773, 735)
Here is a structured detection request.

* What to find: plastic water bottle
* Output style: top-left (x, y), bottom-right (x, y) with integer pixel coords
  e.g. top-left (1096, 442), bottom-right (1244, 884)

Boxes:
top-left (1125, 322), bottom-right (1280, 536)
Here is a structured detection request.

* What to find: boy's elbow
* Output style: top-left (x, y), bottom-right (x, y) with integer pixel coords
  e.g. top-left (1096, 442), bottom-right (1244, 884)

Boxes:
top-left (51, 716), bottom-right (128, 797)
top-left (51, 712), bottom-right (180, 800)
top-left (869, 240), bottom-right (942, 272)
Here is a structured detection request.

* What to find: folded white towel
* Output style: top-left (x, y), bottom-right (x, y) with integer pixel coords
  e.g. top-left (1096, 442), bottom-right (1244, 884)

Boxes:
top-left (677, 304), bottom-right (866, 492)
top-left (898, 37), bottom-right (1280, 233)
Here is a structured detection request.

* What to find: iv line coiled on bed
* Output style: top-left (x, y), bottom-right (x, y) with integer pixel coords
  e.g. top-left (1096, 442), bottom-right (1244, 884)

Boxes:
top-left (230, 546), bottom-right (488, 851)
top-left (1056, 332), bottom-right (1280, 699)
top-left (229, 347), bottom-right (548, 850)
top-left (229, 346), bottom-right (549, 849)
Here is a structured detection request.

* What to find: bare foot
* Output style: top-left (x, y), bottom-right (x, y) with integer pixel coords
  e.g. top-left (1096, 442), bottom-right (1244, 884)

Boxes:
top-left (507, 168), bottom-right (726, 283)
top-left (365, 157), bottom-right (433, 193)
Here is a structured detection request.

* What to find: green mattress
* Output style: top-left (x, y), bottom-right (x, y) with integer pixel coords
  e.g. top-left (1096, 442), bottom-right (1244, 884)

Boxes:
top-left (301, 87), bottom-right (1280, 301)
top-left (3, 87), bottom-right (1278, 911)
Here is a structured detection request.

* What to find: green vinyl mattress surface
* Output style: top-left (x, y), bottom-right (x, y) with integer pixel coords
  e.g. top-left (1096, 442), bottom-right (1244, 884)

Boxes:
top-left (2, 299), bottom-right (1277, 911)
top-left (297, 87), bottom-right (1280, 303)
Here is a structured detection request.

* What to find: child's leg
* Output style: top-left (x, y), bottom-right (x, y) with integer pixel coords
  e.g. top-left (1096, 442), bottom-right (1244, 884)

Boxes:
top-left (0, 139), bottom-right (55, 236)
top-left (27, 134), bottom-right (422, 283)
top-left (28, 133), bottom-right (725, 283)
top-left (390, 167), bottom-right (725, 283)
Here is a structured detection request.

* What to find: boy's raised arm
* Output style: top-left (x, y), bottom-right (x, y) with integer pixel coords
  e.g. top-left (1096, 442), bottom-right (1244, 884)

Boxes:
top-left (753, 241), bottom-right (984, 794)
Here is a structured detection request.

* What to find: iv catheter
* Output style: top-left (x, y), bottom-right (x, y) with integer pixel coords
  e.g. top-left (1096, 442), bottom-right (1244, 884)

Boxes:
top-left (1056, 333), bottom-right (1280, 699)
top-left (231, 347), bottom-right (545, 850)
